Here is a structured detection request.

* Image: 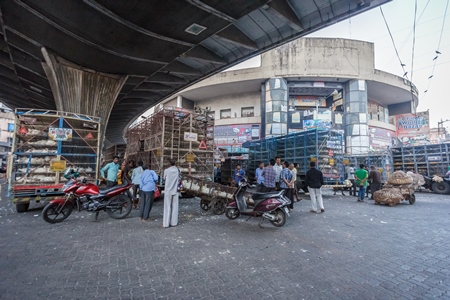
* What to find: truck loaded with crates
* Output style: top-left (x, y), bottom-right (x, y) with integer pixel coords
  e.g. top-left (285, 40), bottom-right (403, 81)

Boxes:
top-left (125, 107), bottom-right (215, 196)
top-left (6, 109), bottom-right (102, 212)
top-left (392, 143), bottom-right (450, 194)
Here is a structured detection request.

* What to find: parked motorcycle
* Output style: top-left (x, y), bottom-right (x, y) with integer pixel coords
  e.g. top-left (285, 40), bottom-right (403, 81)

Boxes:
top-left (42, 169), bottom-right (133, 223)
top-left (225, 179), bottom-right (291, 227)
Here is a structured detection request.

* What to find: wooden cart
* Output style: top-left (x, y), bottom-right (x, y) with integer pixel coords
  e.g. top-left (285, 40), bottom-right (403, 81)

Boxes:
top-left (180, 175), bottom-right (253, 215)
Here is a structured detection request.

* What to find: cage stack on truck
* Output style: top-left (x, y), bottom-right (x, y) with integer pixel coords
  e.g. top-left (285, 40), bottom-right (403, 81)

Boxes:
top-left (243, 129), bottom-right (347, 189)
top-left (392, 143), bottom-right (450, 194)
top-left (7, 109), bottom-right (101, 212)
top-left (125, 107), bottom-right (215, 196)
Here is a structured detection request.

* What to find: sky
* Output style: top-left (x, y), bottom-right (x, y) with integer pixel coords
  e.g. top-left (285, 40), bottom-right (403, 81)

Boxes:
top-left (307, 0), bottom-right (450, 130)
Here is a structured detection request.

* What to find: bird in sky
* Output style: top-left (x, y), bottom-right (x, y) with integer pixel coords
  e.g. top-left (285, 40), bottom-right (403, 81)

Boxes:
top-left (436, 50), bottom-right (441, 54)
top-left (433, 56), bottom-right (438, 61)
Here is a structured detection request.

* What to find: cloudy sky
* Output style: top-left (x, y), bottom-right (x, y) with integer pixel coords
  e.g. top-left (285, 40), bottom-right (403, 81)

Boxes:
top-left (308, 0), bottom-right (449, 130)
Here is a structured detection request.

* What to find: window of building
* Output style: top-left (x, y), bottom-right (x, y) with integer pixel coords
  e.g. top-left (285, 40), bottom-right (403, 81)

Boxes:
top-left (220, 109), bottom-right (231, 119)
top-left (241, 107), bottom-right (254, 117)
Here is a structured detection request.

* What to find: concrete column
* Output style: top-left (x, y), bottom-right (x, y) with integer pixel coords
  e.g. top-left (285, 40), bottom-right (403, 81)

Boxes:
top-left (263, 77), bottom-right (288, 138)
top-left (344, 79), bottom-right (369, 155)
top-left (41, 48), bottom-right (127, 129)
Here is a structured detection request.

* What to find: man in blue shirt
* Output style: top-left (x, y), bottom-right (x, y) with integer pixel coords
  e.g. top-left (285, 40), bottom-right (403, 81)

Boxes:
top-left (100, 156), bottom-right (120, 188)
top-left (234, 164), bottom-right (245, 186)
top-left (255, 161), bottom-right (264, 191)
top-left (139, 165), bottom-right (159, 221)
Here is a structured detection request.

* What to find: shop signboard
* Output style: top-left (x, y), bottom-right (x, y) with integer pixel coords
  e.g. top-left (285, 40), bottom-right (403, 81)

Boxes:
top-left (214, 124), bottom-right (260, 153)
top-left (369, 126), bottom-right (396, 151)
top-left (303, 119), bottom-right (331, 130)
top-left (395, 111), bottom-right (430, 145)
top-left (289, 96), bottom-right (326, 107)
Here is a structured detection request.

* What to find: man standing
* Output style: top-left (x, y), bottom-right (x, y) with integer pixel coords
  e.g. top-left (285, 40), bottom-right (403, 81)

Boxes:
top-left (100, 156), bottom-right (120, 188)
top-left (290, 163), bottom-right (300, 202)
top-left (261, 159), bottom-right (276, 192)
top-left (273, 156), bottom-right (283, 190)
top-left (347, 164), bottom-right (356, 196)
top-left (163, 159), bottom-right (180, 228)
top-left (355, 164), bottom-right (368, 202)
top-left (255, 161), bottom-right (264, 191)
top-left (280, 161), bottom-right (294, 211)
top-left (139, 164), bottom-right (158, 221)
top-left (368, 165), bottom-right (382, 199)
top-left (305, 161), bottom-right (325, 213)
top-left (131, 161), bottom-right (144, 208)
top-left (234, 164), bottom-right (245, 186)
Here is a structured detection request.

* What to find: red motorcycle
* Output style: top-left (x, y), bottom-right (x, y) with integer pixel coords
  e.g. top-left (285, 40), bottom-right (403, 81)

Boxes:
top-left (225, 179), bottom-right (291, 228)
top-left (42, 169), bottom-right (133, 223)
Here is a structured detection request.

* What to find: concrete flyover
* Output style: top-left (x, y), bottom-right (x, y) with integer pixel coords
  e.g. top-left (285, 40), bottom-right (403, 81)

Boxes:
top-left (0, 0), bottom-right (391, 145)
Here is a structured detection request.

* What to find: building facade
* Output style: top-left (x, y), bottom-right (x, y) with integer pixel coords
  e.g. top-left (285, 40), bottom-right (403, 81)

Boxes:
top-left (0, 103), bottom-right (14, 165)
top-left (163, 38), bottom-right (418, 156)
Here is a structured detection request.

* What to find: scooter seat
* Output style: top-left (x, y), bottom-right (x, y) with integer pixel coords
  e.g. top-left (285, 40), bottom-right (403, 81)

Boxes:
top-left (252, 191), bottom-right (282, 200)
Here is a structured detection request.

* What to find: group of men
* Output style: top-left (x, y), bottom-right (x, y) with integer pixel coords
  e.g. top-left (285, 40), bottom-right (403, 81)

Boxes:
top-left (100, 156), bottom-right (180, 228)
top-left (234, 157), bottom-right (325, 213)
top-left (347, 164), bottom-right (382, 202)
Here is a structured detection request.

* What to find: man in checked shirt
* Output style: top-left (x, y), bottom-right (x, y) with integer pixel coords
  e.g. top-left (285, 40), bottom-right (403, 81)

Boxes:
top-left (261, 159), bottom-right (277, 192)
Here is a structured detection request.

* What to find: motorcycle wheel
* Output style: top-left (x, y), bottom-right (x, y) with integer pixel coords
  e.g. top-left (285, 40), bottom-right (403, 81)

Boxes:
top-left (225, 208), bottom-right (240, 219)
top-left (42, 202), bottom-right (73, 224)
top-left (106, 195), bottom-right (132, 219)
top-left (212, 201), bottom-right (226, 215)
top-left (270, 208), bottom-right (287, 227)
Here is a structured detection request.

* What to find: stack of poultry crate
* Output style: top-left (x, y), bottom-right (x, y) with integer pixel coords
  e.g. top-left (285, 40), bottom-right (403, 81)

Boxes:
top-left (125, 107), bottom-right (214, 180)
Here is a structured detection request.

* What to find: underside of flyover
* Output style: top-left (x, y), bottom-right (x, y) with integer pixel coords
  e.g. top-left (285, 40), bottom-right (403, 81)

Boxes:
top-left (0, 0), bottom-right (391, 145)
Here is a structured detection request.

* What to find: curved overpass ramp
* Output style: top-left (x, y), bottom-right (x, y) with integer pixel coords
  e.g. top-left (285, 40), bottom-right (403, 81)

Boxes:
top-left (0, 0), bottom-right (391, 144)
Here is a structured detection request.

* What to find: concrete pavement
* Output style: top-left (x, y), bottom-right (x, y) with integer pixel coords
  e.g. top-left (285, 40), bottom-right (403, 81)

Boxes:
top-left (0, 179), bottom-right (449, 299)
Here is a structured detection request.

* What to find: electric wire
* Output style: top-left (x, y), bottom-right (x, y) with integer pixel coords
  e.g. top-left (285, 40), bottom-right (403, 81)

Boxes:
top-left (379, 7), bottom-right (409, 80)
top-left (410, 0), bottom-right (418, 84)
top-left (423, 0), bottom-right (449, 97)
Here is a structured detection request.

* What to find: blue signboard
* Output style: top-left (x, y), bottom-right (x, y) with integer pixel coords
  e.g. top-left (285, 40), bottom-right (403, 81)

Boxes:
top-left (7, 123), bottom-right (14, 131)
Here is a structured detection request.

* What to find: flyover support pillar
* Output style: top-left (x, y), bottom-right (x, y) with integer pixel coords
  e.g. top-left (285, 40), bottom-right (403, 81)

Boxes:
top-left (41, 48), bottom-right (128, 139)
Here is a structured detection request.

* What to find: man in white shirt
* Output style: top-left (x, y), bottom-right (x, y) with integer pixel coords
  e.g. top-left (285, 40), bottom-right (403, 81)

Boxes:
top-left (163, 159), bottom-right (180, 228)
top-left (347, 164), bottom-right (356, 196)
top-left (273, 156), bottom-right (283, 190)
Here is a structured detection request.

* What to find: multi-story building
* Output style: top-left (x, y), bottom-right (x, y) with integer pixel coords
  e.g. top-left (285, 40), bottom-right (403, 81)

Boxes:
top-left (162, 38), bottom-right (418, 156)
top-left (0, 103), bottom-right (14, 165)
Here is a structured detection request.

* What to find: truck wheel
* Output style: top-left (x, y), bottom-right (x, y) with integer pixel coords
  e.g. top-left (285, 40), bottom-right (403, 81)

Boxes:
top-left (16, 203), bottom-right (30, 213)
top-left (432, 182), bottom-right (450, 194)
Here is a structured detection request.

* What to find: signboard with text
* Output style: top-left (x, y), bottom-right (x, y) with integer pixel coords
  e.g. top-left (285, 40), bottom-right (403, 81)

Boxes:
top-left (395, 111), bottom-right (430, 145)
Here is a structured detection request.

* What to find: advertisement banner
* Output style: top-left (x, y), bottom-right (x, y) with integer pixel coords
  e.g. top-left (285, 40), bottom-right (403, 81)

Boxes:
top-left (289, 96), bottom-right (325, 107)
top-left (395, 112), bottom-right (430, 145)
top-left (369, 126), bottom-right (395, 151)
top-left (303, 119), bottom-right (331, 130)
top-left (48, 127), bottom-right (72, 141)
top-left (214, 124), bottom-right (260, 153)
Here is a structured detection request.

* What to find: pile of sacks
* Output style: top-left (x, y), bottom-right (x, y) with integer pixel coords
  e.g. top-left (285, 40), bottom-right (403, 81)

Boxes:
top-left (373, 171), bottom-right (419, 206)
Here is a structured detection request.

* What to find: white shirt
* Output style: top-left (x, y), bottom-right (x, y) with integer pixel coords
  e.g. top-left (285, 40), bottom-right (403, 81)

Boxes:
top-left (131, 166), bottom-right (144, 185)
top-left (348, 167), bottom-right (355, 180)
top-left (273, 164), bottom-right (283, 182)
top-left (164, 166), bottom-right (179, 196)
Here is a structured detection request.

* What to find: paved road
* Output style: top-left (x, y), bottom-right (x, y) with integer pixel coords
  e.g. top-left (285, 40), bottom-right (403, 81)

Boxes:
top-left (1, 180), bottom-right (449, 299)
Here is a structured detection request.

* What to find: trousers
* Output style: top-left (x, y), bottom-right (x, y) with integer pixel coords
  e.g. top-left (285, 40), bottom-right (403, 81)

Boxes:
top-left (308, 187), bottom-right (324, 212)
top-left (139, 191), bottom-right (154, 220)
top-left (163, 193), bottom-right (179, 228)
